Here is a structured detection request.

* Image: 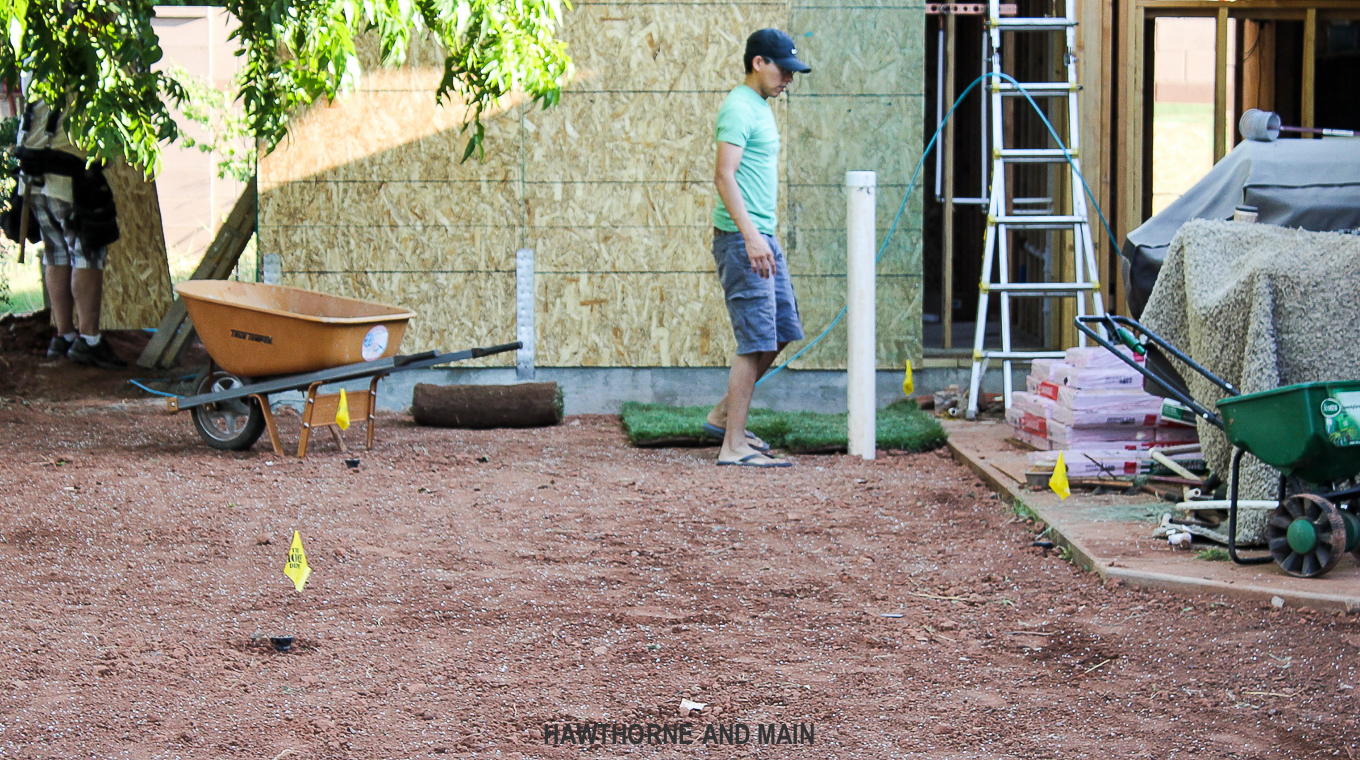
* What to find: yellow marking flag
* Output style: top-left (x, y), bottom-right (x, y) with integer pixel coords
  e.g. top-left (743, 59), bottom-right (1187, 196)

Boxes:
top-left (284, 530), bottom-right (312, 591)
top-left (335, 389), bottom-right (350, 430)
top-left (1049, 451), bottom-right (1071, 500)
top-left (902, 360), bottom-right (914, 396)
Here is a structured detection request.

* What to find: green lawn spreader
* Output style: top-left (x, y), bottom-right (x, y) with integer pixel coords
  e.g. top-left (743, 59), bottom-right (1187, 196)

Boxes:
top-left (1076, 314), bottom-right (1360, 579)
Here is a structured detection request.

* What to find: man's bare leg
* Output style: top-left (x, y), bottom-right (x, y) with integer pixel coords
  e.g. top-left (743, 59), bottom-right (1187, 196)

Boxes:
top-left (44, 264), bottom-right (76, 336)
top-left (708, 341), bottom-right (787, 429)
top-left (71, 267), bottom-right (104, 337)
top-left (718, 353), bottom-right (766, 462)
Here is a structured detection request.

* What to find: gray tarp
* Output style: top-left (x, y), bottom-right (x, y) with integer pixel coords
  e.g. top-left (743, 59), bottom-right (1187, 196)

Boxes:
top-left (1122, 138), bottom-right (1360, 317)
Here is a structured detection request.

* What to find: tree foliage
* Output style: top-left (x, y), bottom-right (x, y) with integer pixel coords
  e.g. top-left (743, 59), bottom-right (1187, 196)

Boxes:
top-left (0, 0), bottom-right (572, 173)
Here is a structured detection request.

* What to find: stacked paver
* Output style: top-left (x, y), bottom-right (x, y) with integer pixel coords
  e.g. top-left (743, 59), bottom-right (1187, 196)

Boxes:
top-left (1006, 346), bottom-right (1200, 476)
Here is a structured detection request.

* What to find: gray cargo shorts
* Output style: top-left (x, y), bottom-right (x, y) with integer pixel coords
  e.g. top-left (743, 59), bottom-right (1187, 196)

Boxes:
top-left (712, 229), bottom-right (804, 355)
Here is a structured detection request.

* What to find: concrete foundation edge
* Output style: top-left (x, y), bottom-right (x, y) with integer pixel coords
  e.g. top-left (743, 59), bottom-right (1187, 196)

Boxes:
top-left (268, 365), bottom-right (1028, 416)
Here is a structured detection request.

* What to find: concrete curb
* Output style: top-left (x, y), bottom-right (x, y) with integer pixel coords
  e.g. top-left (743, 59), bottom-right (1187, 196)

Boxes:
top-left (946, 434), bottom-right (1360, 612)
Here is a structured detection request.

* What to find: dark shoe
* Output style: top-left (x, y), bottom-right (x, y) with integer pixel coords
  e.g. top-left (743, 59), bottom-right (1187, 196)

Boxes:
top-left (46, 334), bottom-right (74, 359)
top-left (68, 337), bottom-right (128, 369)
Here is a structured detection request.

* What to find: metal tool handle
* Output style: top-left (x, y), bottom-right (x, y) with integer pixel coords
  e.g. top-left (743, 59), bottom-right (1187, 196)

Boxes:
top-left (392, 350), bottom-right (438, 367)
top-left (471, 341), bottom-right (522, 358)
top-left (1073, 314), bottom-right (1233, 430)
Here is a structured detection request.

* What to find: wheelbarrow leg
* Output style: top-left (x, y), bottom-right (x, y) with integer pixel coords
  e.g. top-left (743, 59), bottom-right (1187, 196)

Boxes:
top-left (250, 393), bottom-right (286, 456)
top-left (1228, 447), bottom-right (1274, 565)
top-left (367, 376), bottom-right (380, 451)
top-left (299, 382), bottom-right (323, 458)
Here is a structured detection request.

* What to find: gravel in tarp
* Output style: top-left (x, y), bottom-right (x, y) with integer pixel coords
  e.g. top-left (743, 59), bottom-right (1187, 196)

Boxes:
top-left (1141, 219), bottom-right (1360, 497)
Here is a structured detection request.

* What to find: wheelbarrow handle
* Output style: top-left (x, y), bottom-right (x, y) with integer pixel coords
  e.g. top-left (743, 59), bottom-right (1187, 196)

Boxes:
top-left (1073, 314), bottom-right (1230, 430)
top-left (470, 341), bottom-right (522, 358)
top-left (393, 350), bottom-right (439, 367)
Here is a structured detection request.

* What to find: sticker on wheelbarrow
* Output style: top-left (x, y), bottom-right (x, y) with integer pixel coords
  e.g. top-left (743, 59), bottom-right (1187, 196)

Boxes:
top-left (361, 325), bottom-right (389, 361)
top-left (1321, 390), bottom-right (1360, 446)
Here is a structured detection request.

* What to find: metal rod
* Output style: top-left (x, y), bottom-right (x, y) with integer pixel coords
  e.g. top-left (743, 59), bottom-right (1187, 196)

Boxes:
top-left (935, 22), bottom-right (946, 202)
top-left (943, 11), bottom-right (957, 349)
top-left (1072, 315), bottom-right (1227, 428)
top-left (1228, 447), bottom-right (1274, 565)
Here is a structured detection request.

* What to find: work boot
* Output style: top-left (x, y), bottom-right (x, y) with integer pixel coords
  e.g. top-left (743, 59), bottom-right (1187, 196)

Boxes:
top-left (46, 334), bottom-right (74, 359)
top-left (68, 337), bottom-right (128, 369)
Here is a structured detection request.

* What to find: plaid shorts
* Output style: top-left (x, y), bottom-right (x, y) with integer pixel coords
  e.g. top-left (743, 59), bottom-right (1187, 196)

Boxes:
top-left (32, 192), bottom-right (107, 270)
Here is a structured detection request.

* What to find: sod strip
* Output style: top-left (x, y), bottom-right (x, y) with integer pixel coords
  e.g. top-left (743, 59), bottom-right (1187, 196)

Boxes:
top-left (620, 400), bottom-right (947, 454)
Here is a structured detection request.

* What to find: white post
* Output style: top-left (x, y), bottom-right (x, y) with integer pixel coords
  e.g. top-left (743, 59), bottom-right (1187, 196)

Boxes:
top-left (846, 171), bottom-right (877, 460)
top-left (516, 249), bottom-right (535, 381)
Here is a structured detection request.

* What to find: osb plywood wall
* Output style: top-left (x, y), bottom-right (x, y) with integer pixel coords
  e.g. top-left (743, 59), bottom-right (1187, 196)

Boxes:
top-left (258, 0), bottom-right (923, 369)
top-left (99, 160), bottom-right (174, 330)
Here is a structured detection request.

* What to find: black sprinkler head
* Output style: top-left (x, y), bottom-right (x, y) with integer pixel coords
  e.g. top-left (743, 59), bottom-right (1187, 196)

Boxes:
top-left (345, 458), bottom-right (360, 469)
top-left (270, 636), bottom-right (295, 653)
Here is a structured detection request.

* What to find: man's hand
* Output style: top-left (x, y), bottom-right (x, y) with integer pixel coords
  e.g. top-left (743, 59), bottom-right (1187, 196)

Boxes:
top-left (745, 233), bottom-right (775, 278)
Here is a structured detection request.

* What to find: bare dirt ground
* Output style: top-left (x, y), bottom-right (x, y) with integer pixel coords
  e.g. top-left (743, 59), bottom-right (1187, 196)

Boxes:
top-left (1, 344), bottom-right (1359, 759)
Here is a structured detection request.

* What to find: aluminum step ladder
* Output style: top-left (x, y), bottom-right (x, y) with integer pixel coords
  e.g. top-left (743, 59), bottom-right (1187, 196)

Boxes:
top-left (964, 0), bottom-right (1105, 418)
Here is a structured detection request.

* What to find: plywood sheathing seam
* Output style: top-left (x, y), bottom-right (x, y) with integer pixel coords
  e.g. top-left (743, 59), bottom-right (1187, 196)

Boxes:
top-left (259, 4), bottom-right (924, 368)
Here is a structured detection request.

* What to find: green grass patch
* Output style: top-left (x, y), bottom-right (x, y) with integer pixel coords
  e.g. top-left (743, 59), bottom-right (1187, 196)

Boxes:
top-left (1196, 547), bottom-right (1230, 562)
top-left (619, 399), bottom-right (947, 454)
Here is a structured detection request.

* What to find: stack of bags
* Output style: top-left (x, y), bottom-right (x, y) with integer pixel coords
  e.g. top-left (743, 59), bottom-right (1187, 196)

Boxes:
top-left (1005, 345), bottom-right (1201, 476)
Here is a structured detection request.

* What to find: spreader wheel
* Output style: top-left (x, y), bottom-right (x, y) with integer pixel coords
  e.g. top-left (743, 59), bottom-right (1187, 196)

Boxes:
top-left (1266, 493), bottom-right (1347, 578)
top-left (190, 370), bottom-right (266, 451)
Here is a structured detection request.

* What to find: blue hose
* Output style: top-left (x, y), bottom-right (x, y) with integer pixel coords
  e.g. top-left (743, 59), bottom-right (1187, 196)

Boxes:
top-left (756, 72), bottom-right (1120, 387)
top-left (129, 374), bottom-right (198, 398)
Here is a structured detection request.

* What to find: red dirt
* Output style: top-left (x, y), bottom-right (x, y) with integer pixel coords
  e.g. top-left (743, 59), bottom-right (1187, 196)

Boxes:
top-left (0, 350), bottom-right (1358, 759)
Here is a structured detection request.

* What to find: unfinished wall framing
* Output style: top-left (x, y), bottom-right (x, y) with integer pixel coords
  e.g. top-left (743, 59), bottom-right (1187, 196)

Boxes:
top-left (259, 0), bottom-right (924, 369)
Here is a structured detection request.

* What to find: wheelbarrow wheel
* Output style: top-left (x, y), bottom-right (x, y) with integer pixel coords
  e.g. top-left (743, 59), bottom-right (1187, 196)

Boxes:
top-left (1265, 493), bottom-right (1347, 578)
top-left (191, 370), bottom-right (266, 451)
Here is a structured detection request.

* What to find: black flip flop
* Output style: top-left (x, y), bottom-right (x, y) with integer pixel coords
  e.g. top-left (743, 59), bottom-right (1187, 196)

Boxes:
top-left (702, 422), bottom-right (772, 453)
top-left (717, 453), bottom-right (792, 468)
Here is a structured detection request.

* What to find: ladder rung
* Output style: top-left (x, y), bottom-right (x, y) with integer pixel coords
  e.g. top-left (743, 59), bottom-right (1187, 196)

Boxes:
top-left (998, 148), bottom-right (1076, 163)
top-left (992, 17), bottom-right (1077, 30)
top-left (977, 350), bottom-right (1068, 361)
top-left (982, 282), bottom-right (1094, 295)
top-left (994, 82), bottom-right (1077, 96)
top-left (992, 214), bottom-right (1087, 227)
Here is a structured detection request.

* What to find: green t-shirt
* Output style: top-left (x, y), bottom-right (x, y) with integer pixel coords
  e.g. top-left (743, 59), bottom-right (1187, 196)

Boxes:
top-left (712, 84), bottom-right (779, 236)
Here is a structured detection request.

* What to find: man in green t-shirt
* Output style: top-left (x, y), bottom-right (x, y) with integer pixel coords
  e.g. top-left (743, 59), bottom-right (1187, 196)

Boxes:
top-left (706, 29), bottom-right (810, 468)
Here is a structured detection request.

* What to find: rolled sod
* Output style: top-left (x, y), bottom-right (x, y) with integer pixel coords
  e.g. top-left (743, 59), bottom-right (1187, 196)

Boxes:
top-left (412, 382), bottom-right (564, 428)
top-left (620, 399), bottom-right (947, 453)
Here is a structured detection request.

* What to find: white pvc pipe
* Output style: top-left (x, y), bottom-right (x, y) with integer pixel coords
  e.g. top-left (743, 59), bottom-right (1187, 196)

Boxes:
top-left (516, 248), bottom-right (535, 381)
top-left (846, 171), bottom-right (877, 460)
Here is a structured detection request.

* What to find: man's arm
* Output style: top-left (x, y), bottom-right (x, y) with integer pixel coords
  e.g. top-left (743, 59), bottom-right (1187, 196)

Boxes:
top-left (714, 141), bottom-right (775, 279)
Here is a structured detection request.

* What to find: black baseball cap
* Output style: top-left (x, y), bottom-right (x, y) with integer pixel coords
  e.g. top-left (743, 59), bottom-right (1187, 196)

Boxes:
top-left (746, 29), bottom-right (811, 74)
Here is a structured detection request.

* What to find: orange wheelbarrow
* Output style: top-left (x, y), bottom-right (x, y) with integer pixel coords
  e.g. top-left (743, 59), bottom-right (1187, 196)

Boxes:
top-left (166, 281), bottom-right (518, 456)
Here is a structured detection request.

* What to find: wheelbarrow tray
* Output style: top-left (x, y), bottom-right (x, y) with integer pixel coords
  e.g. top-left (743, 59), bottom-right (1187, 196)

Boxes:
top-left (1217, 380), bottom-right (1360, 484)
top-left (176, 281), bottom-right (416, 377)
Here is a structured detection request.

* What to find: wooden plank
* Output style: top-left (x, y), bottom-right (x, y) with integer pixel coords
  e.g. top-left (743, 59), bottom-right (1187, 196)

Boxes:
top-left (1115, 0), bottom-right (1144, 267)
top-left (1138, 0), bottom-right (1355, 11)
top-left (137, 176), bottom-right (258, 369)
top-left (1302, 7), bottom-right (1316, 130)
top-left (1214, 6), bottom-right (1229, 163)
